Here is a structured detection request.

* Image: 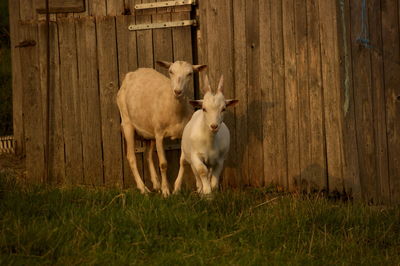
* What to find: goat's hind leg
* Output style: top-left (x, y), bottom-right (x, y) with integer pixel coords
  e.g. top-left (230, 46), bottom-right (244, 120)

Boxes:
top-left (122, 123), bottom-right (150, 194)
top-left (146, 140), bottom-right (161, 191)
top-left (155, 135), bottom-right (171, 197)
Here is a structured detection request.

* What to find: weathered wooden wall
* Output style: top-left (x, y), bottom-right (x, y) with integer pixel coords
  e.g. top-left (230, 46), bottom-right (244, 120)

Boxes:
top-left (338, 0), bottom-right (400, 203)
top-left (197, 0), bottom-right (400, 203)
top-left (9, 0), bottom-right (400, 203)
top-left (197, 0), bottom-right (330, 193)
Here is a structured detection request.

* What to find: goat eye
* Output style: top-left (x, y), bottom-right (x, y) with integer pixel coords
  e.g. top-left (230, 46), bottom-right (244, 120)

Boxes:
top-left (222, 108), bottom-right (226, 112)
top-left (188, 72), bottom-right (193, 76)
top-left (202, 108), bottom-right (207, 112)
top-left (169, 70), bottom-right (173, 74)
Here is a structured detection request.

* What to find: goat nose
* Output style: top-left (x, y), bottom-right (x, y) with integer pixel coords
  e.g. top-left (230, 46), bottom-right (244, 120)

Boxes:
top-left (210, 124), bottom-right (218, 130)
top-left (174, 89), bottom-right (182, 96)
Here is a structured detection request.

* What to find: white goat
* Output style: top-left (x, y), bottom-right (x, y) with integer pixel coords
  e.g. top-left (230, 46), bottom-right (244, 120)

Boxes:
top-left (173, 75), bottom-right (238, 195)
top-left (117, 61), bottom-right (207, 196)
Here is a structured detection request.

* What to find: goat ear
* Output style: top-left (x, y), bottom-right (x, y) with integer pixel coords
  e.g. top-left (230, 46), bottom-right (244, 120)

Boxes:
top-left (217, 75), bottom-right (224, 93)
top-left (192, 64), bottom-right (207, 72)
top-left (201, 75), bottom-right (211, 94)
top-left (156, 61), bottom-right (172, 69)
top-left (225, 99), bottom-right (239, 107)
top-left (189, 100), bottom-right (203, 109)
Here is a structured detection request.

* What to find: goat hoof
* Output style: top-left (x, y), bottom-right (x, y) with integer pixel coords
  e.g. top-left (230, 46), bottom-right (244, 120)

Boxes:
top-left (152, 183), bottom-right (161, 192)
top-left (162, 189), bottom-right (171, 198)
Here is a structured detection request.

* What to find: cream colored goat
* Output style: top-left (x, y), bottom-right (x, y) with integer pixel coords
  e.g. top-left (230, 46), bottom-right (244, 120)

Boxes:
top-left (173, 75), bottom-right (238, 195)
top-left (117, 61), bottom-right (207, 196)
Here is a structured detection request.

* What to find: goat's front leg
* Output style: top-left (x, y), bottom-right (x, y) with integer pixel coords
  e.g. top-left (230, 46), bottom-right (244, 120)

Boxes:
top-left (190, 164), bottom-right (203, 193)
top-left (211, 161), bottom-right (224, 192)
top-left (173, 152), bottom-right (186, 194)
top-left (191, 155), bottom-right (211, 195)
top-left (146, 140), bottom-right (161, 191)
top-left (155, 135), bottom-right (170, 197)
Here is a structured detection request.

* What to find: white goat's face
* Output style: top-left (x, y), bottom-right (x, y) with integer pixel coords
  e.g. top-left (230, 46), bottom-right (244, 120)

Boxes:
top-left (190, 75), bottom-right (239, 133)
top-left (156, 61), bottom-right (207, 98)
top-left (202, 92), bottom-right (228, 133)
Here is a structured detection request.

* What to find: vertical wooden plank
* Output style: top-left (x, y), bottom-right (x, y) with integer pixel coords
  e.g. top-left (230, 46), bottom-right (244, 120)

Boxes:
top-left (97, 16), bottom-right (124, 188)
top-left (90, 0), bottom-right (106, 16)
top-left (296, 0), bottom-right (311, 192)
top-left (205, 0), bottom-right (236, 189)
top-left (38, 21), bottom-right (65, 185)
top-left (135, 0), bottom-right (154, 187)
top-left (283, 0), bottom-right (300, 191)
top-left (76, 17), bottom-right (104, 186)
top-left (381, 0), bottom-right (400, 204)
top-left (107, 0), bottom-right (125, 16)
top-left (307, 0), bottom-right (328, 192)
top-left (232, 0), bottom-right (248, 188)
top-left (196, 0), bottom-right (208, 91)
top-left (18, 22), bottom-right (45, 183)
top-left (19, 0), bottom-right (36, 21)
top-left (336, 0), bottom-right (360, 199)
top-left (152, 1), bottom-right (177, 188)
top-left (116, 15), bottom-right (142, 188)
top-left (58, 17), bottom-right (84, 185)
top-left (270, 0), bottom-right (288, 188)
top-left (136, 0), bottom-right (154, 68)
top-left (152, 1), bottom-right (179, 187)
top-left (152, 5), bottom-right (173, 76)
top-left (367, 0), bottom-right (390, 203)
top-left (171, 7), bottom-right (195, 190)
top-left (171, 7), bottom-right (193, 63)
top-left (260, 0), bottom-right (274, 188)
top-left (9, 0), bottom-right (25, 156)
top-left (318, 0), bottom-right (344, 193)
top-left (349, 0), bottom-right (379, 202)
top-left (245, 0), bottom-right (263, 187)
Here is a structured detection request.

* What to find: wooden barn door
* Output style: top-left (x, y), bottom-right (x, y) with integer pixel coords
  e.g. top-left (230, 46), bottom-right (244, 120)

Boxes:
top-left (13, 0), bottom-right (198, 189)
top-left (118, 1), bottom-right (197, 190)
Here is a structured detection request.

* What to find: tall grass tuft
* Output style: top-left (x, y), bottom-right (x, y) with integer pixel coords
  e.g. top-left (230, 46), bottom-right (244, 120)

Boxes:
top-left (0, 174), bottom-right (399, 265)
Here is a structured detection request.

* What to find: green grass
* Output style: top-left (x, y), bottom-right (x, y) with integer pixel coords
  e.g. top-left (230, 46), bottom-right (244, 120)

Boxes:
top-left (0, 174), bottom-right (399, 265)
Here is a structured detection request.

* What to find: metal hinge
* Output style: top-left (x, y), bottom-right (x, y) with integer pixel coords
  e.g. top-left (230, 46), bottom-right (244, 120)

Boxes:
top-left (134, 0), bottom-right (196, 10)
top-left (128, 19), bottom-right (197, 31)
